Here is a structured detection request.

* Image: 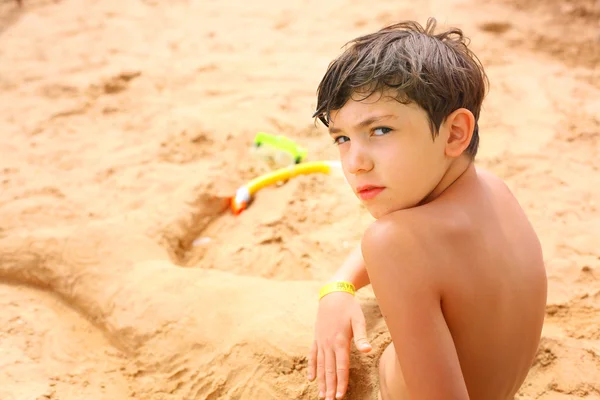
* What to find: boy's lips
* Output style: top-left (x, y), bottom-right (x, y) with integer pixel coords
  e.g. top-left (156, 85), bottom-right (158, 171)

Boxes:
top-left (356, 185), bottom-right (385, 200)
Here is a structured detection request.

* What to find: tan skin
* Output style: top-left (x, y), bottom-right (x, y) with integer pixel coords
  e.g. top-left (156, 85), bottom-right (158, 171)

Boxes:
top-left (307, 91), bottom-right (547, 399)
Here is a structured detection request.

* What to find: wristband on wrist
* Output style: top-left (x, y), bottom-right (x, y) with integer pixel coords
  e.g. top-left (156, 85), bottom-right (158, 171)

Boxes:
top-left (319, 281), bottom-right (356, 300)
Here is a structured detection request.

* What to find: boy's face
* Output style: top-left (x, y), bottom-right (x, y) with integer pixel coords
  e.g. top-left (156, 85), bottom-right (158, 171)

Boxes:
top-left (328, 91), bottom-right (451, 219)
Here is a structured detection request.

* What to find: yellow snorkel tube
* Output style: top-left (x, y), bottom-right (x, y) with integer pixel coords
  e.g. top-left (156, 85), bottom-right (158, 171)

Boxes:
top-left (230, 160), bottom-right (341, 215)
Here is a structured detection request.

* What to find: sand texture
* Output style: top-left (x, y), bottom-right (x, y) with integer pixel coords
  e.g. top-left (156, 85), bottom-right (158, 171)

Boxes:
top-left (1, 0), bottom-right (599, 399)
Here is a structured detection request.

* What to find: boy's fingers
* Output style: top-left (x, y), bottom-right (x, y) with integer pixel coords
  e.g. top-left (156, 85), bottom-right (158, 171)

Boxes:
top-left (307, 341), bottom-right (317, 381)
top-left (317, 347), bottom-right (326, 398)
top-left (351, 314), bottom-right (372, 352)
top-left (325, 347), bottom-right (337, 400)
top-left (334, 346), bottom-right (349, 399)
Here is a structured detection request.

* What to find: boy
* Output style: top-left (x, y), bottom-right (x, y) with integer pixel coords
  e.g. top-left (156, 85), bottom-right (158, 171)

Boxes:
top-left (306, 18), bottom-right (547, 400)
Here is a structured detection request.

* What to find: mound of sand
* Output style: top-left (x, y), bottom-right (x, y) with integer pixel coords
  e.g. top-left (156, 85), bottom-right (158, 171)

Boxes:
top-left (1, 0), bottom-right (599, 399)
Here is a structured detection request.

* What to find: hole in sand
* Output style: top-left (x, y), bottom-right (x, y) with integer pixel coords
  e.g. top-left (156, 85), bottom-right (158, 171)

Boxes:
top-left (159, 192), bottom-right (231, 266)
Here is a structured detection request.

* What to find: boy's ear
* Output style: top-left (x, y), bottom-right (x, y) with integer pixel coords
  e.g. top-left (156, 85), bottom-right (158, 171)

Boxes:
top-left (443, 108), bottom-right (475, 158)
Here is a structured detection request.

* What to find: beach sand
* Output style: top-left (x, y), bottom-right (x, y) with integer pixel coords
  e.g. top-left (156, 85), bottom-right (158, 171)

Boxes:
top-left (1, 0), bottom-right (599, 398)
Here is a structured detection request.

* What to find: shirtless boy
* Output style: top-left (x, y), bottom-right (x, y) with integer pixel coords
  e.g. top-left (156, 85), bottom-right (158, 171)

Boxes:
top-left (306, 18), bottom-right (547, 400)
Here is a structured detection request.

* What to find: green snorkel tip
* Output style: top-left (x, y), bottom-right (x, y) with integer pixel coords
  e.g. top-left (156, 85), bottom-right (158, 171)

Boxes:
top-left (253, 132), bottom-right (307, 163)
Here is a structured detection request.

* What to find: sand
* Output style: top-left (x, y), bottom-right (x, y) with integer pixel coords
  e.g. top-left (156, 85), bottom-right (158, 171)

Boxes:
top-left (0, 0), bottom-right (599, 399)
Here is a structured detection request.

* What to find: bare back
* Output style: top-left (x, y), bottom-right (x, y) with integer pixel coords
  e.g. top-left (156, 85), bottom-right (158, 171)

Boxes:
top-left (417, 167), bottom-right (547, 399)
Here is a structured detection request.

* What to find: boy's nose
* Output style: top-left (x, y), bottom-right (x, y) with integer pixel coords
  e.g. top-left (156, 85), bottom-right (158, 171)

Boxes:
top-left (345, 143), bottom-right (373, 175)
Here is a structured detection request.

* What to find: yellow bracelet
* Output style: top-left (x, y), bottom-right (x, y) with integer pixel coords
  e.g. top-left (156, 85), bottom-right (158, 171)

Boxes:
top-left (319, 281), bottom-right (356, 300)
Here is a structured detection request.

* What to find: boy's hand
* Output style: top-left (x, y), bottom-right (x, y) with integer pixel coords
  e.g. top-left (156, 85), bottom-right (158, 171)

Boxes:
top-left (307, 292), bottom-right (372, 399)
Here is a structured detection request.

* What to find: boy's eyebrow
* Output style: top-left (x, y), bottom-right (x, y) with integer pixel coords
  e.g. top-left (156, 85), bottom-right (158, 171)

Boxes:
top-left (328, 114), bottom-right (396, 135)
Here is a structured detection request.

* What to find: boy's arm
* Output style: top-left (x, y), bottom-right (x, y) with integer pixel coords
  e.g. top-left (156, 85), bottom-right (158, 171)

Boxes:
top-left (309, 243), bottom-right (372, 399)
top-left (328, 243), bottom-right (370, 290)
top-left (361, 220), bottom-right (470, 400)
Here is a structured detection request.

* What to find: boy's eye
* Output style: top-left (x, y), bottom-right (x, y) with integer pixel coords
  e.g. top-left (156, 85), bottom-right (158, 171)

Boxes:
top-left (373, 127), bottom-right (392, 136)
top-left (333, 136), bottom-right (349, 145)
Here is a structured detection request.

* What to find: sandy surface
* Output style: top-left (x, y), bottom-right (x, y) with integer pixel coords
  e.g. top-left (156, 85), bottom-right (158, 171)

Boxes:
top-left (1, 0), bottom-right (599, 399)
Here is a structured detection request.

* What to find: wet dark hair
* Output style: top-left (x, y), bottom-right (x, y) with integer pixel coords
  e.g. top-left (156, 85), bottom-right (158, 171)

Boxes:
top-left (313, 18), bottom-right (489, 158)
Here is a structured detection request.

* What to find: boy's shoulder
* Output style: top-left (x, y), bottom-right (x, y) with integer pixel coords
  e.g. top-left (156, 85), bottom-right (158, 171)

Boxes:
top-left (361, 166), bottom-right (522, 281)
top-left (361, 209), bottom-right (450, 292)
top-left (361, 196), bottom-right (467, 253)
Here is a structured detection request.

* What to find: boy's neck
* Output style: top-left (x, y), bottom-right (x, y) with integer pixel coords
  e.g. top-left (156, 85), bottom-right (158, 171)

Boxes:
top-left (420, 156), bottom-right (474, 206)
